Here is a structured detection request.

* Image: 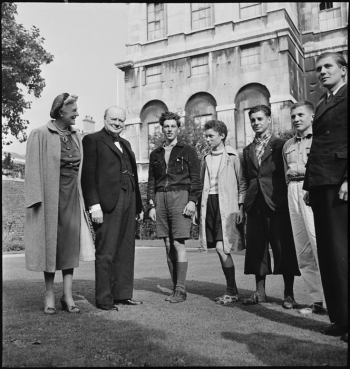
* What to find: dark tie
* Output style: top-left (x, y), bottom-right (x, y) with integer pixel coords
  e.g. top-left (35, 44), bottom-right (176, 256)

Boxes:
top-left (113, 135), bottom-right (121, 142)
top-left (325, 92), bottom-right (333, 105)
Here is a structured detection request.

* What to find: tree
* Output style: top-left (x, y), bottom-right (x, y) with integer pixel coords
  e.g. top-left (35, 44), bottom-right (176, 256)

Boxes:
top-left (2, 152), bottom-right (13, 169)
top-left (2, 2), bottom-right (54, 146)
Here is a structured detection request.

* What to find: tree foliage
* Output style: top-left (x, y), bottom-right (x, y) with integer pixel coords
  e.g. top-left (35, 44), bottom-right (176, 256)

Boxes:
top-left (2, 152), bottom-right (13, 169)
top-left (2, 2), bottom-right (54, 146)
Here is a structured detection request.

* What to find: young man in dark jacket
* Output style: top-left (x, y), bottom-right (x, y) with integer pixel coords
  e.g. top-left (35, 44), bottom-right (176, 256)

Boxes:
top-left (240, 105), bottom-right (300, 308)
top-left (147, 111), bottom-right (202, 303)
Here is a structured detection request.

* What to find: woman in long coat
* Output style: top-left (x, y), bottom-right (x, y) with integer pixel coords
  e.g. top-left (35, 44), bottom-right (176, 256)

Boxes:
top-left (199, 120), bottom-right (245, 305)
top-left (24, 93), bottom-right (95, 315)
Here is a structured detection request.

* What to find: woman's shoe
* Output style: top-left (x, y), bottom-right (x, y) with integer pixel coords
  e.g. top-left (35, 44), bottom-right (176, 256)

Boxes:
top-left (44, 299), bottom-right (57, 315)
top-left (60, 298), bottom-right (80, 313)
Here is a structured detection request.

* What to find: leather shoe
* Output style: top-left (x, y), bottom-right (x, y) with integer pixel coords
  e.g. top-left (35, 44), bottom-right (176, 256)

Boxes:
top-left (340, 332), bottom-right (348, 343)
top-left (320, 323), bottom-right (347, 337)
top-left (96, 303), bottom-right (119, 311)
top-left (114, 299), bottom-right (143, 306)
top-left (242, 292), bottom-right (267, 305)
top-left (282, 296), bottom-right (298, 309)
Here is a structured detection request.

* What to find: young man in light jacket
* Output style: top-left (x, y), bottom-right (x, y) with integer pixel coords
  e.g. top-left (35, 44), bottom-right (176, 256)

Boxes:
top-left (199, 120), bottom-right (245, 305)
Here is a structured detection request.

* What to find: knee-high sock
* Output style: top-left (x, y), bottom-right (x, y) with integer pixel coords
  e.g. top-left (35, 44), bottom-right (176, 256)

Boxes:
top-left (283, 275), bottom-right (295, 298)
top-left (222, 266), bottom-right (238, 295)
top-left (255, 275), bottom-right (266, 295)
top-left (175, 262), bottom-right (188, 290)
top-left (167, 259), bottom-right (177, 288)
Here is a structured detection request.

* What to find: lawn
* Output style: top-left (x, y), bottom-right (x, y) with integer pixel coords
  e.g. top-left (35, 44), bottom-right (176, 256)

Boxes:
top-left (2, 248), bottom-right (347, 367)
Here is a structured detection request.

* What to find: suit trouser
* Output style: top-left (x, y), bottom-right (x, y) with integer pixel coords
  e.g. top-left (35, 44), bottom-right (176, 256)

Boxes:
top-left (94, 179), bottom-right (136, 305)
top-left (287, 181), bottom-right (324, 303)
top-left (244, 189), bottom-right (300, 276)
top-left (309, 185), bottom-right (348, 328)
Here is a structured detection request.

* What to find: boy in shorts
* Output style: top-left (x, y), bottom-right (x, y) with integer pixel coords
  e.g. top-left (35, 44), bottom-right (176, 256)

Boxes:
top-left (147, 111), bottom-right (202, 303)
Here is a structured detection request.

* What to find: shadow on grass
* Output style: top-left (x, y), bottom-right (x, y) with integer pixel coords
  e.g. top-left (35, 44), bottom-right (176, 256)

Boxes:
top-left (70, 276), bottom-right (331, 335)
top-left (132, 277), bottom-right (331, 334)
top-left (3, 279), bottom-right (222, 367)
top-left (221, 331), bottom-right (347, 366)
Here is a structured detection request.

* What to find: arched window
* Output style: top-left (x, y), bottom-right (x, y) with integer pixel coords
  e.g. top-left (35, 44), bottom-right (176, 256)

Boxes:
top-left (235, 84), bottom-right (270, 146)
top-left (140, 100), bottom-right (168, 152)
top-left (185, 92), bottom-right (217, 127)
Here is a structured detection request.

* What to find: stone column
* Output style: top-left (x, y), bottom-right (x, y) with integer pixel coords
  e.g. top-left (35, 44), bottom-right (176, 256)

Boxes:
top-left (270, 95), bottom-right (296, 133)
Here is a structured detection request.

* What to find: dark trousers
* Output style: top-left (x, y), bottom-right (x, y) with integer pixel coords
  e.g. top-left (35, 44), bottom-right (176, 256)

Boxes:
top-left (94, 178), bottom-right (136, 305)
top-left (310, 185), bottom-right (348, 328)
top-left (244, 189), bottom-right (300, 276)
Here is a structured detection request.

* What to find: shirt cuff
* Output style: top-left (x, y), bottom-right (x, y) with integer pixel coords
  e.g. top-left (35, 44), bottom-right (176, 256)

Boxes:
top-left (89, 204), bottom-right (101, 213)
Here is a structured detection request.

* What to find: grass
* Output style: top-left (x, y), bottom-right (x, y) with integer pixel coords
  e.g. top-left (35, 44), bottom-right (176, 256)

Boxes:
top-left (3, 248), bottom-right (348, 367)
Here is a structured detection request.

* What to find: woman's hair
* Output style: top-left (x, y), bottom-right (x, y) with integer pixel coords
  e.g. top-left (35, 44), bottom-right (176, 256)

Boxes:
top-left (50, 93), bottom-right (78, 119)
top-left (316, 52), bottom-right (348, 68)
top-left (204, 120), bottom-right (228, 142)
top-left (248, 104), bottom-right (271, 118)
top-left (290, 100), bottom-right (315, 114)
top-left (159, 111), bottom-right (181, 127)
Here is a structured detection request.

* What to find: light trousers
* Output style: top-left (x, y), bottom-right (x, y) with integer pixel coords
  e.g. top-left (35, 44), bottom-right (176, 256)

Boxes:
top-left (287, 181), bottom-right (324, 304)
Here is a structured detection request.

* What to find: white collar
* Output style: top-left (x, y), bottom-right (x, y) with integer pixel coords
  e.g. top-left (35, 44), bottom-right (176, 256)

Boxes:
top-left (328, 83), bottom-right (346, 97)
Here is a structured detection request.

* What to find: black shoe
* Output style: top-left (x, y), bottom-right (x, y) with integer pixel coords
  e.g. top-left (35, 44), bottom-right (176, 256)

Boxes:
top-left (340, 332), bottom-right (348, 343)
top-left (114, 299), bottom-right (143, 306)
top-left (282, 296), bottom-right (298, 309)
top-left (320, 323), bottom-right (347, 337)
top-left (96, 303), bottom-right (119, 311)
top-left (242, 292), bottom-right (267, 305)
top-left (311, 302), bottom-right (328, 315)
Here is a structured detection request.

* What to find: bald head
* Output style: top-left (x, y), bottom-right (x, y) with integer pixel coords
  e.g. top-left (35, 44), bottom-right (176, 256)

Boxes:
top-left (104, 106), bottom-right (126, 138)
top-left (104, 106), bottom-right (126, 120)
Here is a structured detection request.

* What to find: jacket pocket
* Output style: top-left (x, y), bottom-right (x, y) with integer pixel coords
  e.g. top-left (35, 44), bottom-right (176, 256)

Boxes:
top-left (284, 147), bottom-right (296, 164)
top-left (174, 156), bottom-right (188, 174)
top-left (152, 159), bottom-right (164, 178)
top-left (335, 152), bottom-right (347, 159)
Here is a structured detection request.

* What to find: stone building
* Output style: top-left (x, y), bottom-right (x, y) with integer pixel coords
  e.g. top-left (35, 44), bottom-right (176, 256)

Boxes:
top-left (115, 3), bottom-right (348, 181)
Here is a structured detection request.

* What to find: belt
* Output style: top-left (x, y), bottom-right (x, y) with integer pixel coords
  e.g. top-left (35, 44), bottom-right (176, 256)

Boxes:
top-left (157, 185), bottom-right (188, 193)
top-left (289, 177), bottom-right (304, 182)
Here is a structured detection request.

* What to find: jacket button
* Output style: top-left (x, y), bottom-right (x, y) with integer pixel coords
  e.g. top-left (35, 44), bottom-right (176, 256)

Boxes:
top-left (68, 154), bottom-right (73, 158)
top-left (325, 131), bottom-right (330, 135)
top-left (258, 175), bottom-right (262, 178)
top-left (324, 149), bottom-right (329, 154)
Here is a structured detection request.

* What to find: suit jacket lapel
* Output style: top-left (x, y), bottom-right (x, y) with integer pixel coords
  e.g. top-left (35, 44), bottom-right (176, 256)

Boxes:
top-left (314, 84), bottom-right (347, 122)
top-left (248, 142), bottom-right (259, 169)
top-left (101, 128), bottom-right (122, 158)
top-left (260, 135), bottom-right (274, 164)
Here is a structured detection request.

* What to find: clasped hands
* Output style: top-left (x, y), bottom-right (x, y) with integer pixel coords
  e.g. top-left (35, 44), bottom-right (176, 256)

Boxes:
top-left (303, 179), bottom-right (348, 206)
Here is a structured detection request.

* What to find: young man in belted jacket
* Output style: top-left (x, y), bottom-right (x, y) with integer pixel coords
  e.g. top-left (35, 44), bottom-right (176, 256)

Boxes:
top-left (240, 105), bottom-right (301, 308)
top-left (147, 111), bottom-right (202, 303)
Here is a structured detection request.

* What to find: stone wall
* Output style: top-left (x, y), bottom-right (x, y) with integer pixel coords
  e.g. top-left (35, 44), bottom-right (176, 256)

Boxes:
top-left (2, 178), bottom-right (25, 240)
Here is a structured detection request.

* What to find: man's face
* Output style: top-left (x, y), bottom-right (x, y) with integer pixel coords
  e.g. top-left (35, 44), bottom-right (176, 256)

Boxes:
top-left (162, 119), bottom-right (179, 141)
top-left (291, 106), bottom-right (314, 135)
top-left (316, 56), bottom-right (347, 91)
top-left (61, 102), bottom-right (79, 126)
top-left (104, 107), bottom-right (126, 137)
top-left (250, 111), bottom-right (271, 135)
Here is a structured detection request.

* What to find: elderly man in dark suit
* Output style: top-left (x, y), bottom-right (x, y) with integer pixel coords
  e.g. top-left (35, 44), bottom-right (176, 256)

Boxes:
top-left (240, 105), bottom-right (300, 308)
top-left (303, 52), bottom-right (348, 342)
top-left (82, 106), bottom-right (143, 311)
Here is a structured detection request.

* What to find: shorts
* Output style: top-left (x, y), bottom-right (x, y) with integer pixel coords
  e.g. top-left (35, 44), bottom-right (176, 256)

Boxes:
top-left (155, 190), bottom-right (192, 240)
top-left (205, 194), bottom-right (223, 244)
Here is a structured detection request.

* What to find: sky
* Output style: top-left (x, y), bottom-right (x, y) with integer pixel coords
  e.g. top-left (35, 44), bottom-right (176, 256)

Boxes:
top-left (5, 2), bottom-right (128, 155)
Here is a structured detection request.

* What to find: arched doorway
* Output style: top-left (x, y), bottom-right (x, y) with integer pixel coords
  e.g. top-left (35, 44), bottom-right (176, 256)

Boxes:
top-left (235, 83), bottom-right (270, 147)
